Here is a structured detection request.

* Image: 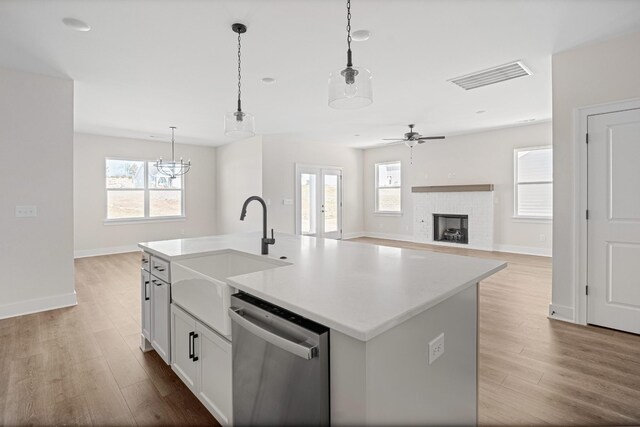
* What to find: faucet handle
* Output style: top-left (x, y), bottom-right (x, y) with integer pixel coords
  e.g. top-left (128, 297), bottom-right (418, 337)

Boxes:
top-left (271, 228), bottom-right (274, 240)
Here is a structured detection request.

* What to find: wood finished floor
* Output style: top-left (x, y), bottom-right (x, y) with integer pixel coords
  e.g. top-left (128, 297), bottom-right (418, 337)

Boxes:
top-left (0, 253), bottom-right (219, 426)
top-left (0, 239), bottom-right (639, 425)
top-left (351, 237), bottom-right (640, 426)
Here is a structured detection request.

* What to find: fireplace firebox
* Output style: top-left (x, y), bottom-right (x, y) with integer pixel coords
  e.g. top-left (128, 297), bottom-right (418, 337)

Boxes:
top-left (433, 214), bottom-right (469, 244)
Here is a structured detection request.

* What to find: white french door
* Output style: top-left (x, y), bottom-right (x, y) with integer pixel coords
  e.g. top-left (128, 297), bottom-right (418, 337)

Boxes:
top-left (296, 165), bottom-right (343, 239)
top-left (587, 108), bottom-right (640, 334)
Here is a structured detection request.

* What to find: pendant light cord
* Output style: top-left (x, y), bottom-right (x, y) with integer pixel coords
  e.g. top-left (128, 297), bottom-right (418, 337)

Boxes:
top-left (170, 126), bottom-right (176, 161)
top-left (237, 31), bottom-right (242, 112)
top-left (346, 0), bottom-right (353, 67)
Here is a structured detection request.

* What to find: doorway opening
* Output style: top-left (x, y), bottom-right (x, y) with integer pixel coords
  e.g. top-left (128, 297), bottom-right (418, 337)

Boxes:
top-left (295, 165), bottom-right (343, 239)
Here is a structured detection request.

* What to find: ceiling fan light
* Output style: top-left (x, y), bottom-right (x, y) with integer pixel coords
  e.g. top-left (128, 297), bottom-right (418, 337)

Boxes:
top-left (328, 66), bottom-right (373, 109)
top-left (405, 140), bottom-right (418, 148)
top-left (224, 111), bottom-right (255, 137)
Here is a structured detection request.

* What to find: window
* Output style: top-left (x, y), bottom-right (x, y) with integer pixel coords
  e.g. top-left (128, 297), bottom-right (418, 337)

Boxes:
top-left (106, 159), bottom-right (184, 221)
top-left (514, 147), bottom-right (552, 218)
top-left (375, 161), bottom-right (401, 213)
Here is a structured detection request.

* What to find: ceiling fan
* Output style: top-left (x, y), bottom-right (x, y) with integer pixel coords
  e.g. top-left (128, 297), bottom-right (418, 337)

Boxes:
top-left (382, 124), bottom-right (445, 163)
top-left (382, 124), bottom-right (445, 147)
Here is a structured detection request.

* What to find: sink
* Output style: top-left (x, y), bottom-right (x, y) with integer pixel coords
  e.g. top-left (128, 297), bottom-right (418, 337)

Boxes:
top-left (171, 251), bottom-right (290, 338)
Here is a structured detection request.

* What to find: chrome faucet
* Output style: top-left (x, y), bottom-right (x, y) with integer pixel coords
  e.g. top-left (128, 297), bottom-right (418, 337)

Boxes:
top-left (240, 196), bottom-right (275, 255)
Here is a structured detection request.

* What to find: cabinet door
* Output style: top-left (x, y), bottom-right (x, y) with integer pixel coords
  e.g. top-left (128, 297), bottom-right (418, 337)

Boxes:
top-left (171, 304), bottom-right (198, 392)
top-left (141, 270), bottom-right (151, 341)
top-left (197, 321), bottom-right (233, 426)
top-left (150, 277), bottom-right (171, 364)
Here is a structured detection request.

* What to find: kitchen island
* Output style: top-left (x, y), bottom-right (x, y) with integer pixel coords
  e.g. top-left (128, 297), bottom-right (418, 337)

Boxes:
top-left (139, 232), bottom-right (506, 425)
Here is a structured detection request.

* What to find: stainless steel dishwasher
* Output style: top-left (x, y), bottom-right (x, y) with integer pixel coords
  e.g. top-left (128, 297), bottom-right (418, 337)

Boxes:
top-left (229, 293), bottom-right (329, 426)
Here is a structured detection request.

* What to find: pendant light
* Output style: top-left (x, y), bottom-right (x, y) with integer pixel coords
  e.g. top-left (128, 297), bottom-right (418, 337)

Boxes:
top-left (328, 0), bottom-right (373, 109)
top-left (224, 23), bottom-right (255, 137)
top-left (156, 127), bottom-right (191, 178)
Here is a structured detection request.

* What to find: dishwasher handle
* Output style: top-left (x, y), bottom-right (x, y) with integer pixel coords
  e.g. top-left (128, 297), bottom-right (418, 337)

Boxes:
top-left (229, 307), bottom-right (318, 360)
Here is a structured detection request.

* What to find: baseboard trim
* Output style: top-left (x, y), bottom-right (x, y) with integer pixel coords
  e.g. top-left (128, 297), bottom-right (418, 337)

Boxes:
top-left (74, 244), bottom-right (140, 258)
top-left (548, 303), bottom-right (575, 323)
top-left (493, 244), bottom-right (552, 257)
top-left (0, 291), bottom-right (78, 320)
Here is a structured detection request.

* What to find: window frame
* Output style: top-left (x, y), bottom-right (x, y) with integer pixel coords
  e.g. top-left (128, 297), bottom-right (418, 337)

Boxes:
top-left (374, 160), bottom-right (402, 215)
top-left (513, 146), bottom-right (552, 220)
top-left (104, 157), bottom-right (186, 224)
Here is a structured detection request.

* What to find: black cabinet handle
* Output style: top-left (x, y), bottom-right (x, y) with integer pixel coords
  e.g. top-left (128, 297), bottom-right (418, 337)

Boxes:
top-left (192, 333), bottom-right (199, 362)
top-left (153, 266), bottom-right (165, 272)
top-left (152, 279), bottom-right (162, 286)
top-left (144, 280), bottom-right (150, 301)
top-left (188, 331), bottom-right (194, 359)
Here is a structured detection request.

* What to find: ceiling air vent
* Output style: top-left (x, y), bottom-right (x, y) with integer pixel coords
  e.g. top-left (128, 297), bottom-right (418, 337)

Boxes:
top-left (448, 61), bottom-right (532, 90)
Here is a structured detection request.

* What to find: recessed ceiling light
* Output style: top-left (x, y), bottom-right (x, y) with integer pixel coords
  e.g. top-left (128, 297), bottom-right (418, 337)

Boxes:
top-left (261, 77), bottom-right (276, 84)
top-left (62, 17), bottom-right (91, 32)
top-left (476, 110), bottom-right (486, 114)
top-left (351, 30), bottom-right (371, 41)
top-left (354, 134), bottom-right (360, 136)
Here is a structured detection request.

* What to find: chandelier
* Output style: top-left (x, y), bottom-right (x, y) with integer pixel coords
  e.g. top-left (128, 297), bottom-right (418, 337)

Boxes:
top-left (156, 126), bottom-right (191, 178)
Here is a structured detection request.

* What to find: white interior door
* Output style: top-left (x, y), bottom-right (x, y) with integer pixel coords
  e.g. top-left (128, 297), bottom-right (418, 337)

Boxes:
top-left (296, 165), bottom-right (343, 239)
top-left (587, 108), bottom-right (640, 334)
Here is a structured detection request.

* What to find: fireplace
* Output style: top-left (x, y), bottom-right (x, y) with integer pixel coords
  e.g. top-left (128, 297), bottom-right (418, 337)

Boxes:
top-left (433, 214), bottom-right (469, 244)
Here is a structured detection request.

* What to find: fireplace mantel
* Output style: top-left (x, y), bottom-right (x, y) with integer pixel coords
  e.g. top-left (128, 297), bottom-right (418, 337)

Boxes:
top-left (411, 184), bottom-right (494, 193)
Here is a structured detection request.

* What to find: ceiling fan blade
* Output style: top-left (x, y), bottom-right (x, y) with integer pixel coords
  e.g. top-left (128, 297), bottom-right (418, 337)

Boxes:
top-left (380, 140), bottom-right (404, 146)
top-left (381, 138), bottom-right (406, 141)
top-left (417, 136), bottom-right (446, 140)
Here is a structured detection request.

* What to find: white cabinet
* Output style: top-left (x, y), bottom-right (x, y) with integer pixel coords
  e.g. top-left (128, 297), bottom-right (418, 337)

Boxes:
top-left (171, 304), bottom-right (233, 426)
top-left (198, 322), bottom-right (233, 425)
top-left (141, 270), bottom-right (151, 341)
top-left (171, 303), bottom-right (198, 391)
top-left (151, 275), bottom-right (171, 363)
top-left (141, 252), bottom-right (172, 364)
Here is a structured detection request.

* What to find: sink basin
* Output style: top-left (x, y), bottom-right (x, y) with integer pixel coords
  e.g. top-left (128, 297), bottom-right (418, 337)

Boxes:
top-left (171, 251), bottom-right (290, 338)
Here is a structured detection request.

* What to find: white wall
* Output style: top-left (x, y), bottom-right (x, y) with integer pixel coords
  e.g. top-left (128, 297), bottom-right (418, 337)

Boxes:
top-left (74, 133), bottom-right (217, 256)
top-left (551, 31), bottom-right (640, 320)
top-left (215, 135), bottom-right (263, 234)
top-left (0, 68), bottom-right (75, 318)
top-left (261, 137), bottom-right (364, 237)
top-left (363, 122), bottom-right (553, 256)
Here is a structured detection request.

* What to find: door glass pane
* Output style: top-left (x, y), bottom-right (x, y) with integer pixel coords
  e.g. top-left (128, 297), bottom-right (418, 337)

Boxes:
top-left (150, 190), bottom-right (182, 217)
top-left (106, 159), bottom-right (144, 188)
top-left (300, 173), bottom-right (317, 234)
top-left (107, 190), bottom-right (144, 218)
top-left (324, 174), bottom-right (338, 233)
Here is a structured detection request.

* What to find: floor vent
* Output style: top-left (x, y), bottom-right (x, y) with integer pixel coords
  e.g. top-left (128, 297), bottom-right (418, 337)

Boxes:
top-left (448, 61), bottom-right (532, 90)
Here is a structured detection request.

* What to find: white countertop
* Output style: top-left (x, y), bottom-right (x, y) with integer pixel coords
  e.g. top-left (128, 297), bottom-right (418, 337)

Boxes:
top-left (139, 232), bottom-right (506, 341)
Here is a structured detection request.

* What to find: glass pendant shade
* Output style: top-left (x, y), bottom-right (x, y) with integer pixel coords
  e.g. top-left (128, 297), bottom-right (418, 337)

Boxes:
top-left (328, 66), bottom-right (373, 109)
top-left (224, 111), bottom-right (255, 137)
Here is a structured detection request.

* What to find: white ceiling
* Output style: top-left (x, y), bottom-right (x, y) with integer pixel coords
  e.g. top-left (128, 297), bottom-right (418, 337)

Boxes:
top-left (1, 0), bottom-right (640, 148)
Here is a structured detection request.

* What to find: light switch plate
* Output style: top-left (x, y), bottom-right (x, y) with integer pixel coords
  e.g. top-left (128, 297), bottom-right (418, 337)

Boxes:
top-left (16, 205), bottom-right (37, 218)
top-left (282, 199), bottom-right (293, 205)
top-left (428, 333), bottom-right (445, 365)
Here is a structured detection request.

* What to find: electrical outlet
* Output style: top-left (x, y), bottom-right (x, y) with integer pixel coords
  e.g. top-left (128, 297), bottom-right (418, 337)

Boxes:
top-left (282, 199), bottom-right (293, 206)
top-left (428, 333), bottom-right (445, 365)
top-left (539, 234), bottom-right (546, 242)
top-left (15, 206), bottom-right (37, 218)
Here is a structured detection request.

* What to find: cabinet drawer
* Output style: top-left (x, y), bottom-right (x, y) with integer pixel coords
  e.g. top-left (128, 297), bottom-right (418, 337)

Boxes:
top-left (141, 252), bottom-right (151, 272)
top-left (150, 256), bottom-right (170, 282)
